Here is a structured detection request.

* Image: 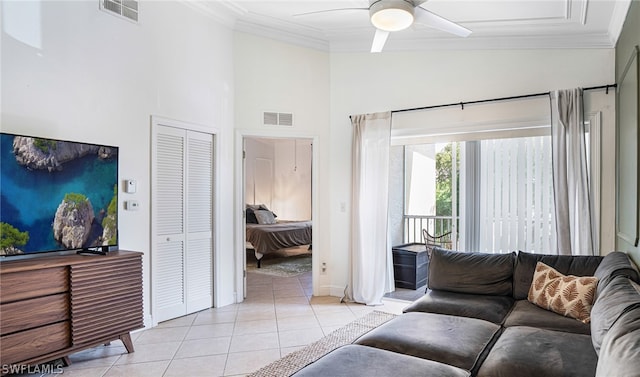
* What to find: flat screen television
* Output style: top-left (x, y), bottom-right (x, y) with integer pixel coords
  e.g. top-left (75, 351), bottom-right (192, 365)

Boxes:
top-left (0, 133), bottom-right (118, 258)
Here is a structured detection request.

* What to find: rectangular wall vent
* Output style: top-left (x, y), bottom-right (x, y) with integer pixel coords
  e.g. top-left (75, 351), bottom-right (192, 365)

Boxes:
top-left (101, 0), bottom-right (138, 23)
top-left (263, 112), bottom-right (294, 127)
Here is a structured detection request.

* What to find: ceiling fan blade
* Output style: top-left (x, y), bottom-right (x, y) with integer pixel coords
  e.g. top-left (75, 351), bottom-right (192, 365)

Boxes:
top-left (293, 8), bottom-right (368, 17)
top-left (414, 7), bottom-right (472, 37)
top-left (371, 29), bottom-right (390, 53)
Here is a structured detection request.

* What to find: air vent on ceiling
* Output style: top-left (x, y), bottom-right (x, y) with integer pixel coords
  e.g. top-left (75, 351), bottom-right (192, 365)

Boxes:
top-left (100, 0), bottom-right (138, 23)
top-left (263, 112), bottom-right (294, 127)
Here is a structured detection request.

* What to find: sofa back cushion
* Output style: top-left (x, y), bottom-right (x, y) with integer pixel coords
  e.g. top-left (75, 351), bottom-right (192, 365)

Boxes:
top-left (594, 251), bottom-right (640, 294)
top-left (428, 248), bottom-right (515, 296)
top-left (513, 251), bottom-right (603, 300)
top-left (591, 276), bottom-right (640, 354)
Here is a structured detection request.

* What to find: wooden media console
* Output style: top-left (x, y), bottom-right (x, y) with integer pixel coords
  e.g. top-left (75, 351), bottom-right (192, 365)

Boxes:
top-left (0, 250), bottom-right (143, 369)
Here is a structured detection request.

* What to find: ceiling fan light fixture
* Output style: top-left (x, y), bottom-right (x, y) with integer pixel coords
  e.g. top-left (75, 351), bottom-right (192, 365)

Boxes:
top-left (370, 0), bottom-right (415, 32)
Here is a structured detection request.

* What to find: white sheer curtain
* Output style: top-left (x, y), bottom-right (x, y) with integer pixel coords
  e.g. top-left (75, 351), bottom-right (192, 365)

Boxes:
top-left (550, 88), bottom-right (595, 256)
top-left (346, 112), bottom-right (395, 305)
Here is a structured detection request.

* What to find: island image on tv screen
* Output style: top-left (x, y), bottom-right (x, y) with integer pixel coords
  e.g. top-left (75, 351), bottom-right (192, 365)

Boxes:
top-left (0, 133), bottom-right (118, 257)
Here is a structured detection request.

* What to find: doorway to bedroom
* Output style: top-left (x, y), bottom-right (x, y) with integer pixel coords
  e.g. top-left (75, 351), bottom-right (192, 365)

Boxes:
top-left (243, 137), bottom-right (314, 301)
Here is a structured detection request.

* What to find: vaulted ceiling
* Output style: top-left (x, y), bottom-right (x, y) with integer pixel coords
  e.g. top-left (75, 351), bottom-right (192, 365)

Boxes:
top-left (190, 0), bottom-right (632, 52)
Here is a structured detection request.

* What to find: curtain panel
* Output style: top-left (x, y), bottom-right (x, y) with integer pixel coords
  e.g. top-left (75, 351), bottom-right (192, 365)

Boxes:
top-left (550, 88), bottom-right (595, 256)
top-left (347, 112), bottom-right (395, 305)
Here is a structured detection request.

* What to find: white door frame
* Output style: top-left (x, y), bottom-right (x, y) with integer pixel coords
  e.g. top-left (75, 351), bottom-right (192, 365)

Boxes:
top-left (234, 129), bottom-right (320, 302)
top-left (151, 115), bottom-right (221, 325)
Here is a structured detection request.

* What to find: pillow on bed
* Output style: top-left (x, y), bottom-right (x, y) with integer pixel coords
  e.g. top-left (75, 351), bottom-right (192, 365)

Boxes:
top-left (254, 210), bottom-right (277, 225)
top-left (246, 204), bottom-right (277, 223)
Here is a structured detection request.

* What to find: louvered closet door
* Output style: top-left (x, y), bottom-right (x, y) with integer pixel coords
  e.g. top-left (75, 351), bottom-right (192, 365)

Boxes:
top-left (185, 131), bottom-right (213, 313)
top-left (152, 124), bottom-right (213, 323)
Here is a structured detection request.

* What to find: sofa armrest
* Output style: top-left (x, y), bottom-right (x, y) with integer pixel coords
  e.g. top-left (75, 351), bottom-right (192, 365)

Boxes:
top-left (591, 275), bottom-right (640, 354)
top-left (595, 300), bottom-right (640, 377)
top-left (594, 251), bottom-right (640, 294)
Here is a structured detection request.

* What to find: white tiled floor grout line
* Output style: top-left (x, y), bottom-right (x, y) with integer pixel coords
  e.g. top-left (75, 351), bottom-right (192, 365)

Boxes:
top-left (17, 271), bottom-right (408, 377)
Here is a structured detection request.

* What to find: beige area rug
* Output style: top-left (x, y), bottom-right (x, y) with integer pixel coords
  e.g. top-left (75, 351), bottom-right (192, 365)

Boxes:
top-left (248, 311), bottom-right (398, 377)
top-left (246, 249), bottom-right (312, 278)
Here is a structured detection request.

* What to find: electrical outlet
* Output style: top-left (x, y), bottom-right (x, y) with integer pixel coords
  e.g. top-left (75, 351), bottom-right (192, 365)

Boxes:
top-left (321, 262), bottom-right (327, 274)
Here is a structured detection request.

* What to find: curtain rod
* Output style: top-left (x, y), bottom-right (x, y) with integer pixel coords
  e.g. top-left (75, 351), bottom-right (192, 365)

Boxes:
top-left (391, 84), bottom-right (617, 114)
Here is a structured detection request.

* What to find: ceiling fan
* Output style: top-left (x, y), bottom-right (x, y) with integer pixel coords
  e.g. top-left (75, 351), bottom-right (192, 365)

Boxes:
top-left (296, 0), bottom-right (472, 52)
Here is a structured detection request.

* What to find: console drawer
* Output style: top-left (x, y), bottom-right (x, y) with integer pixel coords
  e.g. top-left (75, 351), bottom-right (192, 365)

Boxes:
top-left (0, 293), bottom-right (70, 336)
top-left (0, 321), bottom-right (70, 365)
top-left (0, 267), bottom-right (68, 303)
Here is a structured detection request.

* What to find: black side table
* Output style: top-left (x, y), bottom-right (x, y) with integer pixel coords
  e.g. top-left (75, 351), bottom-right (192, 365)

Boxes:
top-left (392, 243), bottom-right (429, 290)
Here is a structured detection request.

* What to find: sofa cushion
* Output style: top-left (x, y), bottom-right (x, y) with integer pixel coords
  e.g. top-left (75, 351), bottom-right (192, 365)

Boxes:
top-left (513, 251), bottom-right (603, 300)
top-left (503, 300), bottom-right (591, 334)
top-left (527, 262), bottom-right (598, 323)
top-left (477, 326), bottom-right (598, 377)
top-left (355, 312), bottom-right (501, 373)
top-left (594, 251), bottom-right (640, 294)
top-left (403, 289), bottom-right (514, 324)
top-left (591, 275), bottom-right (640, 354)
top-left (428, 248), bottom-right (515, 296)
top-left (291, 345), bottom-right (470, 377)
top-left (595, 301), bottom-right (640, 377)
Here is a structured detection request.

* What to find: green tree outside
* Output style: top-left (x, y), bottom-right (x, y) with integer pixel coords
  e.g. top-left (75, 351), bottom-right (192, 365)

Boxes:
top-left (434, 143), bottom-right (460, 237)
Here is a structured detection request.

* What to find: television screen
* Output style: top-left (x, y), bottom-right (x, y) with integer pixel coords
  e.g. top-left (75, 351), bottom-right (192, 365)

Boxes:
top-left (0, 133), bottom-right (118, 257)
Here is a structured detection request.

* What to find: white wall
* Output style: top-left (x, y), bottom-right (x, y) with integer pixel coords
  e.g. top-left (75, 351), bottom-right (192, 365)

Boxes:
top-left (328, 49), bottom-right (616, 295)
top-left (1, 1), bottom-right (237, 323)
top-left (234, 32), bottom-right (330, 295)
top-left (234, 36), bottom-right (616, 296)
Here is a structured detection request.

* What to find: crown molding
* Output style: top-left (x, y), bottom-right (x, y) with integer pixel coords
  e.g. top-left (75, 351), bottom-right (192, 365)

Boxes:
top-left (179, 0), bottom-right (238, 28)
top-left (607, 0), bottom-right (632, 46)
top-left (235, 19), bottom-right (330, 51)
top-left (329, 31), bottom-right (617, 52)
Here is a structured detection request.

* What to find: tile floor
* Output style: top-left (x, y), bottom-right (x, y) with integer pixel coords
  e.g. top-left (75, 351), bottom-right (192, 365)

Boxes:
top-left (18, 270), bottom-right (409, 377)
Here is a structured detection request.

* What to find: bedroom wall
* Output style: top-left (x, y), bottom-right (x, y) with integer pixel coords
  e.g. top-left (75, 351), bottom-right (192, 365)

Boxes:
top-left (243, 138), bottom-right (312, 221)
top-left (273, 139), bottom-right (312, 221)
top-left (615, 0), bottom-right (640, 267)
top-left (244, 137), bottom-right (276, 208)
top-left (1, 1), bottom-right (237, 323)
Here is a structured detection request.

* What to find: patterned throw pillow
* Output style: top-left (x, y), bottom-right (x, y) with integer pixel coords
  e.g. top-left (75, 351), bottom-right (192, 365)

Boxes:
top-left (528, 262), bottom-right (598, 323)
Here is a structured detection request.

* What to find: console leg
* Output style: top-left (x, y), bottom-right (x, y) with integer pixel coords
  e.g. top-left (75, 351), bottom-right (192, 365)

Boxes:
top-left (61, 356), bottom-right (71, 367)
top-left (120, 333), bottom-right (135, 353)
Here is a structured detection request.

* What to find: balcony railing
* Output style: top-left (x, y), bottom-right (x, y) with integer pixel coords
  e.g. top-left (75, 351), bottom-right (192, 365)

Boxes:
top-left (403, 215), bottom-right (459, 250)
